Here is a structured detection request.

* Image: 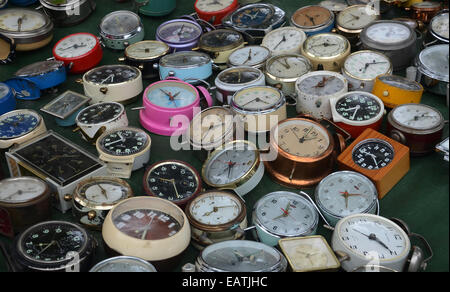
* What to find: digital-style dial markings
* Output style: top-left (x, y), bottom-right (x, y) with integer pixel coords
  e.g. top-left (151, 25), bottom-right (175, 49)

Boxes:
top-left (335, 93), bottom-right (382, 122)
top-left (352, 139), bottom-right (395, 170)
top-left (54, 33), bottom-right (97, 59)
top-left (99, 128), bottom-right (149, 157)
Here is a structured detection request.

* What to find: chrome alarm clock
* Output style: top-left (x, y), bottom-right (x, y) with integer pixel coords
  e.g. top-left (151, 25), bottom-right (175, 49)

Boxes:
top-left (99, 10), bottom-right (144, 50)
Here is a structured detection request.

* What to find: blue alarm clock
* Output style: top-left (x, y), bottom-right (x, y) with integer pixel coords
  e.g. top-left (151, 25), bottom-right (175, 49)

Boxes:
top-left (0, 82), bottom-right (16, 115)
top-left (0, 110), bottom-right (40, 139)
top-left (14, 60), bottom-right (67, 91)
top-left (4, 78), bottom-right (41, 100)
top-left (157, 51), bottom-right (213, 83)
top-left (8, 0), bottom-right (37, 6)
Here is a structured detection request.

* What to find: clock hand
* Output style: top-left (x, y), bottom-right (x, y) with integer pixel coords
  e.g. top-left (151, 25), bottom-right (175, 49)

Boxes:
top-left (305, 14), bottom-right (316, 25)
top-left (298, 126), bottom-right (314, 143)
top-left (171, 179), bottom-right (182, 199)
top-left (351, 105), bottom-right (360, 120)
top-left (60, 43), bottom-right (87, 51)
top-left (141, 215), bottom-right (155, 240)
top-left (273, 34), bottom-right (287, 50)
top-left (97, 184), bottom-right (109, 199)
top-left (243, 49), bottom-right (253, 64)
top-left (104, 138), bottom-right (126, 147)
top-left (37, 240), bottom-right (57, 256)
top-left (100, 74), bottom-right (114, 85)
top-left (314, 76), bottom-right (335, 88)
top-left (202, 122), bottom-right (226, 140)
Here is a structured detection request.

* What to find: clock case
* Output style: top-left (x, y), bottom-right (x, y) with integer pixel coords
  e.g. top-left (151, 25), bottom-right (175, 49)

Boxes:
top-left (5, 131), bottom-right (108, 213)
top-left (39, 0), bottom-right (96, 27)
top-left (0, 33), bottom-right (15, 65)
top-left (290, 5), bottom-right (335, 36)
top-left (194, 0), bottom-right (238, 25)
top-left (0, 82), bottom-right (16, 115)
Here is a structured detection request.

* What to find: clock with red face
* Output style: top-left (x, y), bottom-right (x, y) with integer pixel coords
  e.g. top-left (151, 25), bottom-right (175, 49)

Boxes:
top-left (53, 32), bottom-right (103, 74)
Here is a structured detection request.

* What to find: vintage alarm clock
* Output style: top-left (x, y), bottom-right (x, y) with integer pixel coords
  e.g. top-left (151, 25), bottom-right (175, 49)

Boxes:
top-left (102, 197), bottom-right (191, 271)
top-left (291, 5), bottom-right (335, 36)
top-left (156, 51), bottom-right (212, 82)
top-left (41, 90), bottom-right (91, 127)
top-left (81, 65), bottom-right (143, 104)
top-left (5, 131), bottom-right (107, 213)
top-left (264, 117), bottom-right (348, 188)
top-left (0, 109), bottom-right (47, 150)
top-left (137, 0), bottom-right (176, 16)
top-left (119, 40), bottom-right (170, 80)
top-left (296, 70), bottom-right (348, 119)
top-left (14, 60), bottom-right (67, 92)
top-left (337, 128), bottom-right (410, 199)
top-left (96, 127), bottom-right (151, 179)
top-left (429, 10), bottom-right (449, 44)
top-left (3, 77), bottom-right (40, 100)
top-left (0, 8), bottom-right (53, 51)
top-left (39, 0), bottom-right (96, 27)
top-left (89, 256), bottom-right (157, 272)
top-left (227, 46), bottom-right (271, 69)
top-left (194, 0), bottom-right (238, 25)
top-left (261, 26), bottom-right (307, 56)
top-left (329, 91), bottom-right (385, 139)
top-left (53, 32), bottom-right (103, 74)
top-left (99, 10), bottom-right (144, 50)
top-left (372, 74), bottom-right (424, 108)
top-left (0, 82), bottom-right (16, 115)
top-left (0, 33), bottom-right (15, 64)
top-left (156, 19), bottom-right (203, 52)
top-left (300, 33), bottom-right (351, 72)
top-left (143, 160), bottom-right (202, 209)
top-left (185, 190), bottom-right (247, 250)
top-left (139, 77), bottom-right (213, 136)
top-left (335, 4), bottom-right (379, 45)
top-left (65, 177), bottom-right (133, 230)
top-left (414, 44), bottom-right (449, 96)
top-left (408, 1), bottom-right (442, 23)
top-left (319, 0), bottom-right (348, 13)
top-left (387, 103), bottom-right (445, 156)
top-left (75, 102), bottom-right (129, 143)
top-left (0, 177), bottom-right (51, 238)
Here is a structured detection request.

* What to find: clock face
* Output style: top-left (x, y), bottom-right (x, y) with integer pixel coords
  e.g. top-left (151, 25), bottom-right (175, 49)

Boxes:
top-left (0, 83), bottom-right (10, 100)
top-left (190, 107), bottom-right (233, 146)
top-left (228, 46), bottom-right (271, 67)
top-left (319, 0), bottom-right (348, 12)
top-left (335, 93), bottom-right (382, 122)
top-left (157, 20), bottom-right (202, 44)
top-left (267, 55), bottom-right (311, 79)
top-left (100, 11), bottom-right (141, 36)
top-left (146, 82), bottom-right (197, 109)
top-left (378, 75), bottom-right (422, 91)
top-left (0, 9), bottom-right (47, 32)
top-left (204, 142), bottom-right (258, 187)
top-left (0, 110), bottom-right (40, 139)
top-left (15, 134), bottom-right (102, 185)
top-left (293, 6), bottom-right (332, 28)
top-left (431, 12), bottom-right (449, 40)
top-left (336, 215), bottom-right (409, 261)
top-left (276, 119), bottom-right (330, 158)
top-left (125, 41), bottom-right (169, 60)
top-left (344, 51), bottom-right (391, 80)
top-left (352, 139), bottom-right (395, 170)
top-left (0, 177), bottom-right (46, 204)
top-left (160, 51), bottom-right (210, 68)
top-left (144, 161), bottom-right (201, 203)
top-left (218, 68), bottom-right (261, 85)
top-left (113, 209), bottom-right (181, 240)
top-left (200, 29), bottom-right (242, 49)
top-left (77, 178), bottom-right (131, 205)
top-left (195, 0), bottom-right (234, 13)
top-left (189, 191), bottom-right (243, 225)
top-left (365, 22), bottom-right (411, 44)
top-left (91, 257), bottom-right (156, 272)
top-left (15, 60), bottom-right (64, 77)
top-left (418, 44), bottom-right (449, 80)
top-left (297, 73), bottom-right (346, 96)
top-left (98, 128), bottom-right (149, 157)
top-left (262, 27), bottom-right (306, 55)
top-left (84, 65), bottom-right (139, 85)
top-left (42, 91), bottom-right (89, 119)
top-left (303, 33), bottom-right (348, 58)
top-left (233, 86), bottom-right (282, 111)
top-left (231, 5), bottom-right (274, 28)
top-left (391, 104), bottom-right (442, 130)
top-left (316, 171), bottom-right (377, 218)
top-left (54, 33), bottom-right (98, 59)
top-left (337, 5), bottom-right (378, 30)
top-left (254, 192), bottom-right (318, 237)
top-left (18, 222), bottom-right (87, 263)
top-left (77, 102), bottom-right (123, 125)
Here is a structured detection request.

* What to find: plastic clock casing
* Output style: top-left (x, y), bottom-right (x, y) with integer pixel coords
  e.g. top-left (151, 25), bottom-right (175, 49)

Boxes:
top-left (290, 5), bottom-right (335, 36)
top-left (158, 52), bottom-right (213, 82)
top-left (194, 0), bottom-right (239, 26)
top-left (139, 78), bottom-right (213, 136)
top-left (0, 83), bottom-right (16, 115)
top-left (372, 74), bottom-right (424, 108)
top-left (330, 92), bottom-right (385, 139)
top-left (53, 33), bottom-right (103, 74)
top-left (156, 19), bottom-right (203, 52)
top-left (15, 61), bottom-right (67, 91)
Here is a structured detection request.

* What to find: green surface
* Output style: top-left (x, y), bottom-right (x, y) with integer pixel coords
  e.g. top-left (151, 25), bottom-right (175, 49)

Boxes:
top-left (0, 0), bottom-right (448, 272)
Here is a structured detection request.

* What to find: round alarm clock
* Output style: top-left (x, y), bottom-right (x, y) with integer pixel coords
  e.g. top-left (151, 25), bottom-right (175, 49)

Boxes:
top-left (156, 19), bottom-right (203, 52)
top-left (53, 32), bottom-right (103, 74)
top-left (0, 32), bottom-right (15, 64)
top-left (139, 77), bottom-right (213, 136)
top-left (194, 0), bottom-right (238, 25)
top-left (429, 10), bottom-right (449, 44)
top-left (99, 10), bottom-right (144, 50)
top-left (291, 5), bottom-right (335, 36)
top-left (0, 82), bottom-right (16, 115)
top-left (227, 46), bottom-right (271, 69)
top-left (414, 44), bottom-right (449, 96)
top-left (197, 29), bottom-right (245, 67)
top-left (15, 60), bottom-right (67, 92)
top-left (157, 51), bottom-right (212, 82)
top-left (89, 256), bottom-right (157, 272)
top-left (3, 78), bottom-right (40, 100)
top-left (261, 26), bottom-right (307, 56)
top-left (372, 74), bottom-right (424, 108)
top-left (335, 4), bottom-right (379, 45)
top-left (39, 0), bottom-right (96, 27)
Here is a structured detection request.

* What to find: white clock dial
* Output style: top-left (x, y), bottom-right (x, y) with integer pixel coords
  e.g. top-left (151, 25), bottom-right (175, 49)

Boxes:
top-left (344, 51), bottom-right (391, 80)
top-left (303, 33), bottom-right (348, 58)
top-left (319, 0), bottom-right (348, 12)
top-left (267, 55), bottom-right (311, 79)
top-left (0, 10), bottom-right (46, 32)
top-left (0, 178), bottom-right (46, 203)
top-left (391, 104), bottom-right (442, 130)
top-left (228, 46), bottom-right (270, 67)
top-left (195, 0), bottom-right (234, 13)
top-left (83, 183), bottom-right (127, 204)
top-left (337, 5), bottom-right (378, 30)
top-left (262, 27), bottom-right (306, 55)
top-left (297, 73), bottom-right (346, 96)
top-left (431, 12), bottom-right (449, 40)
top-left (233, 86), bottom-right (282, 111)
top-left (125, 41), bottom-right (169, 59)
top-left (54, 33), bottom-right (97, 59)
top-left (189, 192), bottom-right (242, 225)
top-left (365, 22), bottom-right (411, 44)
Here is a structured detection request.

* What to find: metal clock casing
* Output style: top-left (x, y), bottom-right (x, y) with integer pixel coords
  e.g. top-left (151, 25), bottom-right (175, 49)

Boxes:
top-left (89, 256), bottom-right (157, 272)
top-left (156, 19), bottom-right (203, 52)
top-left (41, 90), bottom-right (91, 127)
top-left (227, 45), bottom-right (271, 70)
top-left (429, 10), bottom-right (449, 44)
top-left (39, 0), bottom-right (96, 27)
top-left (99, 10), bottom-right (144, 50)
top-left (291, 5), bottom-right (335, 36)
top-left (414, 44), bottom-right (449, 96)
top-left (198, 29), bottom-right (245, 67)
top-left (157, 51), bottom-right (212, 82)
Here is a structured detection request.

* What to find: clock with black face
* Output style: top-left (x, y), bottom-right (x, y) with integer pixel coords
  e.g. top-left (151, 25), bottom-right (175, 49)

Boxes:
top-left (76, 102), bottom-right (124, 125)
top-left (14, 133), bottom-right (102, 186)
top-left (84, 65), bottom-right (140, 84)
top-left (335, 92), bottom-right (382, 122)
top-left (98, 128), bottom-right (149, 157)
top-left (199, 29), bottom-right (243, 49)
top-left (143, 160), bottom-right (202, 206)
top-left (218, 68), bottom-right (261, 84)
top-left (352, 139), bottom-right (395, 170)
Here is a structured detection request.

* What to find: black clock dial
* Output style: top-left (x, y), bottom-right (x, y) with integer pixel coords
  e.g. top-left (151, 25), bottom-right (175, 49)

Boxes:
top-left (219, 69), bottom-right (260, 84)
top-left (99, 128), bottom-right (149, 156)
top-left (352, 139), bottom-right (395, 170)
top-left (18, 222), bottom-right (87, 263)
top-left (77, 103), bottom-right (123, 125)
top-left (335, 93), bottom-right (381, 122)
top-left (200, 30), bottom-right (242, 49)
top-left (85, 65), bottom-right (139, 84)
top-left (15, 134), bottom-right (102, 185)
top-left (144, 161), bottom-right (201, 203)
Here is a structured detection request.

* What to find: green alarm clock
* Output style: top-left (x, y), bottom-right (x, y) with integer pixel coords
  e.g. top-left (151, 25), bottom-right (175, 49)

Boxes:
top-left (137, 0), bottom-right (176, 17)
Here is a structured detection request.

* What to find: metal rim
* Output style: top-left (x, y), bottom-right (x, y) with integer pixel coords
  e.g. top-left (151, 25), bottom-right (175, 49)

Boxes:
top-left (41, 90), bottom-right (91, 120)
top-left (75, 102), bottom-right (125, 126)
top-left (360, 20), bottom-right (416, 50)
top-left (388, 103), bottom-right (445, 134)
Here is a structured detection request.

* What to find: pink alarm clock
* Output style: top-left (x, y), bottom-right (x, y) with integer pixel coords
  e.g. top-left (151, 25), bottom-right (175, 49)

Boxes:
top-left (139, 77), bottom-right (213, 136)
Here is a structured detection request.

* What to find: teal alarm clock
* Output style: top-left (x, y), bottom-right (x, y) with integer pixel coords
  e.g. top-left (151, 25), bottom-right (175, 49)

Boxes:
top-left (0, 82), bottom-right (16, 115)
top-left (138, 0), bottom-right (176, 17)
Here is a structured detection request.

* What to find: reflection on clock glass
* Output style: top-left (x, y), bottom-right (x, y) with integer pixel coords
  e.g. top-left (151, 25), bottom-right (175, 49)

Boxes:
top-left (352, 139), bottom-right (395, 170)
top-left (158, 21), bottom-right (202, 43)
top-left (85, 65), bottom-right (139, 84)
top-left (160, 52), bottom-right (210, 67)
top-left (100, 11), bottom-right (140, 36)
top-left (335, 93), bottom-right (381, 122)
top-left (231, 6), bottom-right (274, 28)
top-left (77, 102), bottom-right (123, 125)
top-left (15, 61), bottom-right (64, 77)
top-left (201, 30), bottom-right (242, 48)
top-left (79, 180), bottom-right (129, 205)
top-left (298, 74), bottom-right (345, 96)
top-left (43, 92), bottom-right (88, 118)
top-left (99, 129), bottom-right (148, 156)
top-left (0, 9), bottom-right (46, 32)
top-left (219, 69), bottom-right (260, 84)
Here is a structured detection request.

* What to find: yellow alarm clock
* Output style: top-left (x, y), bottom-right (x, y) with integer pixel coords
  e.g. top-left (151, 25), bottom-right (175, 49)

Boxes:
top-left (372, 74), bottom-right (424, 108)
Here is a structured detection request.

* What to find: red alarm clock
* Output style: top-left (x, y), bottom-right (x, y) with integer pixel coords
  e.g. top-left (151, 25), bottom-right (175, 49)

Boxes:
top-left (194, 0), bottom-right (239, 25)
top-left (53, 33), bottom-right (103, 74)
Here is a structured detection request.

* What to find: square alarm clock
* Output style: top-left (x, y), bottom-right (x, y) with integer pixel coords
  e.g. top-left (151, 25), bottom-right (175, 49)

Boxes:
top-left (5, 131), bottom-right (107, 213)
top-left (337, 128), bottom-right (410, 199)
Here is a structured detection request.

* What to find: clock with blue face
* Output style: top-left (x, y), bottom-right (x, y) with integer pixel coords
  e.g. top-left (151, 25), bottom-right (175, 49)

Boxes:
top-left (0, 109), bottom-right (41, 139)
top-left (231, 4), bottom-right (275, 28)
top-left (146, 82), bottom-right (197, 109)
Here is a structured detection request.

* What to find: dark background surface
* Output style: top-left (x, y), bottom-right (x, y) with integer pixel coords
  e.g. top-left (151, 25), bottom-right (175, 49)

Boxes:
top-left (0, 0), bottom-right (448, 272)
